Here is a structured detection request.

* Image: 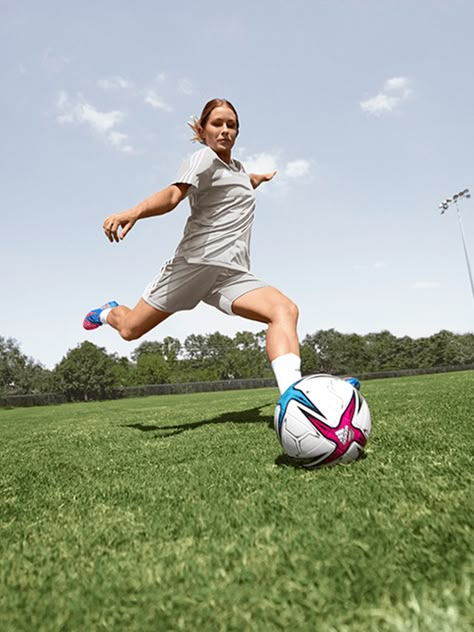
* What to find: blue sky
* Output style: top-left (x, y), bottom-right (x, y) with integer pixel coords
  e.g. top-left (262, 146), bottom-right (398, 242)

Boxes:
top-left (2, 0), bottom-right (474, 369)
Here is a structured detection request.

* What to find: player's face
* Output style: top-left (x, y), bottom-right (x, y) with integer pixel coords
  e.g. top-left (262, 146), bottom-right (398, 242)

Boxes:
top-left (201, 106), bottom-right (238, 162)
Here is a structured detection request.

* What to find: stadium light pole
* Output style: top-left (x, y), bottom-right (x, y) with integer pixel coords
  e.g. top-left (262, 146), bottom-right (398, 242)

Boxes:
top-left (438, 188), bottom-right (474, 309)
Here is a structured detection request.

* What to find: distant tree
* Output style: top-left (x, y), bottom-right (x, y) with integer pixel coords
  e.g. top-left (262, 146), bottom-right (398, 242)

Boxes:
top-left (182, 333), bottom-right (227, 379)
top-left (199, 331), bottom-right (270, 379)
top-left (427, 330), bottom-right (467, 367)
top-left (300, 337), bottom-right (322, 375)
top-left (364, 330), bottom-right (401, 371)
top-left (410, 336), bottom-right (434, 369)
top-left (129, 338), bottom-right (180, 385)
top-left (0, 336), bottom-right (53, 395)
top-left (224, 347), bottom-right (269, 379)
top-left (110, 354), bottom-right (136, 387)
top-left (205, 332), bottom-right (232, 356)
top-left (162, 336), bottom-right (182, 365)
top-left (342, 333), bottom-right (370, 374)
top-left (25, 363), bottom-right (56, 393)
top-left (234, 330), bottom-right (264, 352)
top-left (134, 353), bottom-right (170, 385)
top-left (393, 336), bottom-right (416, 370)
top-left (0, 336), bottom-right (28, 394)
top-left (131, 341), bottom-right (163, 362)
top-left (456, 333), bottom-right (474, 364)
top-left (301, 329), bottom-right (350, 375)
top-left (229, 330), bottom-right (270, 378)
top-left (55, 341), bottom-right (119, 401)
top-left (183, 334), bottom-right (208, 363)
top-left (171, 359), bottom-right (220, 383)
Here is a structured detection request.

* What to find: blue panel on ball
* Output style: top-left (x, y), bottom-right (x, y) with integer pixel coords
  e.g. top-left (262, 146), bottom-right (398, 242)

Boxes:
top-left (276, 381), bottom-right (316, 434)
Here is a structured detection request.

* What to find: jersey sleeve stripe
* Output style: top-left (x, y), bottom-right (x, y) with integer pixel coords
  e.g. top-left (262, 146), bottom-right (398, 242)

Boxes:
top-left (175, 147), bottom-right (208, 185)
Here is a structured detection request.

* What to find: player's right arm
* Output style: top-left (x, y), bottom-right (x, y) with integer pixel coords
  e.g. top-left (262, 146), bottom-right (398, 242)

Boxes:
top-left (103, 183), bottom-right (190, 243)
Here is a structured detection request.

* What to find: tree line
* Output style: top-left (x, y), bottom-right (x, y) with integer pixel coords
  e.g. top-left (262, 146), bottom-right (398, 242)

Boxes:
top-left (1, 329), bottom-right (474, 402)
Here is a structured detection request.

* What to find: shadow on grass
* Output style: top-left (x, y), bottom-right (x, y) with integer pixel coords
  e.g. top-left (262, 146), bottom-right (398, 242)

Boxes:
top-left (124, 403), bottom-right (275, 437)
top-left (275, 450), bottom-right (369, 470)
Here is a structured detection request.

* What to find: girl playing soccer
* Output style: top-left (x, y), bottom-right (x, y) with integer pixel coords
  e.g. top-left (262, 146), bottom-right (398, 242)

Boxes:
top-left (83, 98), bottom-right (302, 395)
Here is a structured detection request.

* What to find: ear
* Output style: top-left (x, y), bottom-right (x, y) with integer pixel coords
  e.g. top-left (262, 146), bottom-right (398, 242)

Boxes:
top-left (196, 123), bottom-right (205, 142)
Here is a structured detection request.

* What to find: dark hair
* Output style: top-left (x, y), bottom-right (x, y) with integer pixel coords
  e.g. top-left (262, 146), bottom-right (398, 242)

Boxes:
top-left (188, 98), bottom-right (239, 143)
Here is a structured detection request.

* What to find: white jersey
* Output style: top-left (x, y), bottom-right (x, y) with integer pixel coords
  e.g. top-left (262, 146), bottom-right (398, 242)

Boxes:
top-left (173, 146), bottom-right (256, 272)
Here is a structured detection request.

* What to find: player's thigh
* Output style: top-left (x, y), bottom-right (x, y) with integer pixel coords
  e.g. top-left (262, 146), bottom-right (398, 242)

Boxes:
top-left (231, 286), bottom-right (298, 323)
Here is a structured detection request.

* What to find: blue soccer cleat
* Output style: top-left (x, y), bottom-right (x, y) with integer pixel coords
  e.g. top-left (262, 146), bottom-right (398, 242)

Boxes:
top-left (83, 301), bottom-right (119, 330)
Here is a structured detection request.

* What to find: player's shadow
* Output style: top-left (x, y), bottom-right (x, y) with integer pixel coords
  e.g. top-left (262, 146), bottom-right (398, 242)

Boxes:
top-left (125, 403), bottom-right (274, 438)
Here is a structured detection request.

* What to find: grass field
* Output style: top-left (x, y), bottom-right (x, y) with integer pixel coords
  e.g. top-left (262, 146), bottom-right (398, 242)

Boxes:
top-left (1, 372), bottom-right (473, 631)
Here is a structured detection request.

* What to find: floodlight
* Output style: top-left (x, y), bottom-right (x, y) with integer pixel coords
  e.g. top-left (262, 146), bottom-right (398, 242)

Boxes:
top-left (439, 188), bottom-right (474, 310)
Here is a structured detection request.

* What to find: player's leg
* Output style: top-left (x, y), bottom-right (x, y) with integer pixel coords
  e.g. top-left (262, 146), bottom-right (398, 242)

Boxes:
top-left (231, 286), bottom-right (301, 393)
top-left (83, 298), bottom-right (171, 340)
top-left (231, 286), bottom-right (299, 360)
top-left (84, 258), bottom-right (223, 342)
top-left (106, 299), bottom-right (172, 341)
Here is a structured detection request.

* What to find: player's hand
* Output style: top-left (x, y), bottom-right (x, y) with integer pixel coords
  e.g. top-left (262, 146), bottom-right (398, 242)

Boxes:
top-left (103, 211), bottom-right (137, 243)
top-left (259, 170), bottom-right (277, 183)
top-left (250, 171), bottom-right (277, 189)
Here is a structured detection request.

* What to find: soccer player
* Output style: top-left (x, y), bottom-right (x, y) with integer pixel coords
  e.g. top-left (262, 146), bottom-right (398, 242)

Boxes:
top-left (83, 98), bottom-right (301, 395)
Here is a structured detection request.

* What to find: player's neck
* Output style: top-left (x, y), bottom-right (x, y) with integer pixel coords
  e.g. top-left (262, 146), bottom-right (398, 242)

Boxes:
top-left (215, 148), bottom-right (232, 164)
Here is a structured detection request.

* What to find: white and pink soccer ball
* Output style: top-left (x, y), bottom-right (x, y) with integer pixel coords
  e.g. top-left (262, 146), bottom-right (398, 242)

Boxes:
top-left (274, 374), bottom-right (371, 468)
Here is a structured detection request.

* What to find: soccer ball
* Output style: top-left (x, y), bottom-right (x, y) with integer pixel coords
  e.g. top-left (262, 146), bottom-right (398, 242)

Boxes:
top-left (274, 374), bottom-right (371, 468)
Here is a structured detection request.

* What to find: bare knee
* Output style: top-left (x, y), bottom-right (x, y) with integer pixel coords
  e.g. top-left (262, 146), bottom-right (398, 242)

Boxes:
top-left (231, 287), bottom-right (299, 327)
top-left (118, 325), bottom-right (142, 342)
top-left (110, 301), bottom-right (169, 341)
top-left (273, 296), bottom-right (299, 324)
top-left (287, 299), bottom-right (299, 323)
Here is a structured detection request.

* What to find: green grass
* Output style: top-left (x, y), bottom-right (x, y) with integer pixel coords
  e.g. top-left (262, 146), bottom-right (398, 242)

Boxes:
top-left (1, 372), bottom-right (473, 632)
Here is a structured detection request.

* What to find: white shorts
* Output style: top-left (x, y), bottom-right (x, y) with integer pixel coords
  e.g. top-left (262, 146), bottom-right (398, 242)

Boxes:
top-left (142, 257), bottom-right (268, 315)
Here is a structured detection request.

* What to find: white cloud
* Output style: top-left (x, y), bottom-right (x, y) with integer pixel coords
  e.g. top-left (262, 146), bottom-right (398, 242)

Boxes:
top-left (78, 103), bottom-right (123, 133)
top-left (56, 91), bottom-right (133, 152)
top-left (238, 150), bottom-right (313, 193)
top-left (284, 159), bottom-right (311, 179)
top-left (360, 93), bottom-right (399, 116)
top-left (240, 152), bottom-right (279, 174)
top-left (384, 76), bottom-right (411, 94)
top-left (413, 281), bottom-right (440, 290)
top-left (56, 92), bottom-right (124, 132)
top-left (108, 131), bottom-right (134, 153)
top-left (98, 75), bottom-right (133, 89)
top-left (144, 89), bottom-right (173, 112)
top-left (360, 76), bottom-right (413, 116)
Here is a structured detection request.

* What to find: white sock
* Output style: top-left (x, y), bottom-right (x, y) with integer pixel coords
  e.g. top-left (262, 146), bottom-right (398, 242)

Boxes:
top-left (99, 308), bottom-right (113, 325)
top-left (271, 353), bottom-right (302, 394)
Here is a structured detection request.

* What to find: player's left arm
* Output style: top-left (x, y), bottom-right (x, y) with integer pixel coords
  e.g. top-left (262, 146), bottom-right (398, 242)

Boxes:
top-left (249, 171), bottom-right (277, 189)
